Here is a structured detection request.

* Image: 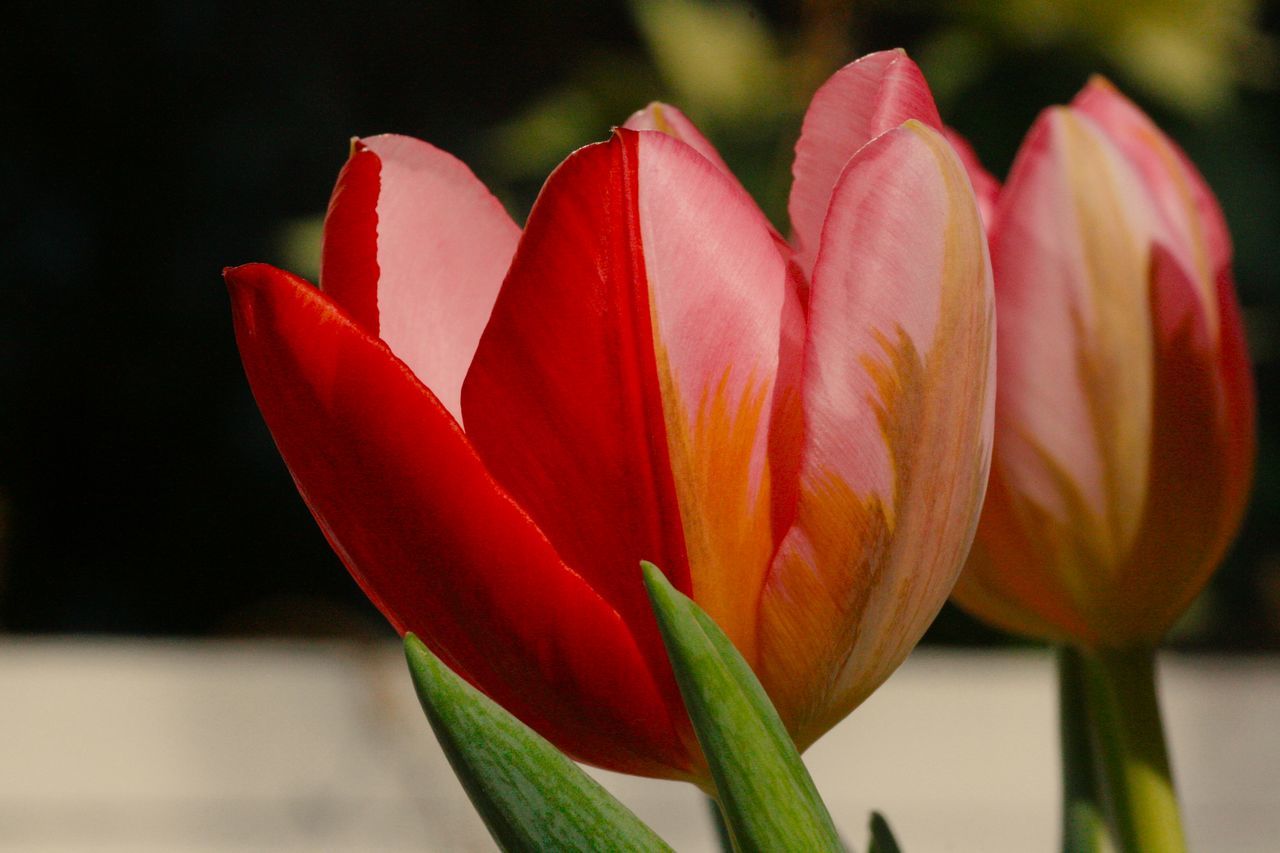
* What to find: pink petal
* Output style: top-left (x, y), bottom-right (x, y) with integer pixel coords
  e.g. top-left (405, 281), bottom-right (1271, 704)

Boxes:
top-left (320, 134), bottom-right (520, 424)
top-left (1103, 249), bottom-right (1252, 642)
top-left (623, 102), bottom-right (736, 181)
top-left (788, 49), bottom-right (943, 280)
top-left (1072, 77), bottom-right (1232, 288)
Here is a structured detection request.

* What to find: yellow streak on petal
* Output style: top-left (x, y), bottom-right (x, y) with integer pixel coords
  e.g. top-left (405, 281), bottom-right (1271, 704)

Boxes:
top-left (651, 329), bottom-right (777, 668)
top-left (1059, 110), bottom-right (1154, 565)
top-left (761, 327), bottom-right (918, 749)
top-left (1087, 77), bottom-right (1218, 336)
top-left (648, 103), bottom-right (675, 136)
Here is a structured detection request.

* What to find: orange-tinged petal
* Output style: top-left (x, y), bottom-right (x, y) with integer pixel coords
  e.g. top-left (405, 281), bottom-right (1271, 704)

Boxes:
top-left (956, 252), bottom-right (1255, 646)
top-left (632, 130), bottom-right (804, 664)
top-left (759, 122), bottom-right (994, 747)
top-left (952, 86), bottom-right (1256, 648)
top-left (320, 134), bottom-right (520, 424)
top-left (1104, 251), bottom-right (1252, 642)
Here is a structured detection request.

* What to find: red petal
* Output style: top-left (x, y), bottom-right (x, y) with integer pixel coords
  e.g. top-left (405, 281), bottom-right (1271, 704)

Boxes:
top-left (1105, 251), bottom-right (1256, 643)
top-left (461, 133), bottom-right (693, 637)
top-left (226, 263), bottom-right (691, 778)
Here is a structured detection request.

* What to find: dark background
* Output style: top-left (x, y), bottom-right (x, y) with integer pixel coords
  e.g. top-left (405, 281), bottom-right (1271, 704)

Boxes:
top-left (3, 0), bottom-right (1277, 646)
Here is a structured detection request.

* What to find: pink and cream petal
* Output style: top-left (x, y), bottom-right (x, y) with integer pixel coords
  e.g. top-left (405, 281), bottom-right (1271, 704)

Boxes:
top-left (986, 108), bottom-right (1160, 570)
top-left (758, 122), bottom-right (995, 746)
top-left (1072, 77), bottom-right (1232, 305)
top-left (320, 134), bottom-right (520, 424)
top-left (788, 49), bottom-right (943, 279)
top-left (1104, 253), bottom-right (1255, 644)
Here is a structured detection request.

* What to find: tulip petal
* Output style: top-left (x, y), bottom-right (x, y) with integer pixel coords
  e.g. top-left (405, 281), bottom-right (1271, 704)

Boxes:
top-left (320, 134), bottom-right (520, 424)
top-left (624, 102), bottom-right (794, 255)
top-left (623, 102), bottom-right (736, 181)
top-left (634, 130), bottom-right (803, 664)
top-left (759, 122), bottom-right (995, 746)
top-left (1072, 77), bottom-right (1231, 333)
top-left (788, 49), bottom-right (942, 279)
top-left (461, 133), bottom-right (693, 643)
top-left (463, 130), bottom-right (802, 668)
top-left (226, 263), bottom-right (690, 779)
top-left (986, 108), bottom-right (1160, 568)
top-left (957, 252), bottom-right (1255, 647)
top-left (1106, 252), bottom-right (1254, 642)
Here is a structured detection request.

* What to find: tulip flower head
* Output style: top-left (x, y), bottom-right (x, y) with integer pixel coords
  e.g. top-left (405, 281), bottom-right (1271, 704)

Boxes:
top-left (226, 50), bottom-right (995, 782)
top-left (950, 79), bottom-right (1255, 649)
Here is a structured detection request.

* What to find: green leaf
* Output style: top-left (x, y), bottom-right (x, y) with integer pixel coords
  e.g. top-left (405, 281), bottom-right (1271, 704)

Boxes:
top-left (867, 811), bottom-right (903, 853)
top-left (403, 634), bottom-right (673, 853)
top-left (640, 562), bottom-right (843, 853)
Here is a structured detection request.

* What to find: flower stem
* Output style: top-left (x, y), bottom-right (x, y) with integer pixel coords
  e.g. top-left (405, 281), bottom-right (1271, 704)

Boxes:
top-left (1078, 646), bottom-right (1186, 853)
top-left (1057, 646), bottom-right (1113, 852)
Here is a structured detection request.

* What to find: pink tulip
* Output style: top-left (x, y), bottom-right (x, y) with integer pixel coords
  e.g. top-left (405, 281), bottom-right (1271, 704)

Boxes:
top-left (950, 78), bottom-right (1255, 647)
top-left (226, 50), bottom-right (994, 781)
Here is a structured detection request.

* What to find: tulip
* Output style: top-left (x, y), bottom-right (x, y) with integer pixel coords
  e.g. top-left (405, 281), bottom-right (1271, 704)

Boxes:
top-left (949, 78), bottom-right (1254, 649)
top-left (226, 49), bottom-right (994, 783)
top-left (946, 80), bottom-right (1254, 853)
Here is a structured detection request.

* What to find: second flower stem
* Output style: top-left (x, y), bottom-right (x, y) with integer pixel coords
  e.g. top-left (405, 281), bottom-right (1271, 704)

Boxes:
top-left (1078, 645), bottom-right (1186, 853)
top-left (1057, 646), bottom-right (1111, 853)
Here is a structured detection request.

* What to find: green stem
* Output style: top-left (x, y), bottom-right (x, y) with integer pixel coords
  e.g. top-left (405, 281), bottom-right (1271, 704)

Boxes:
top-left (1078, 646), bottom-right (1186, 853)
top-left (1056, 646), bottom-right (1113, 853)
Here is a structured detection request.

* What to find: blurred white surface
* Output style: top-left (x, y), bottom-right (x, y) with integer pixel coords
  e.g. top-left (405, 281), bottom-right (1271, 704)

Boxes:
top-left (0, 641), bottom-right (1276, 852)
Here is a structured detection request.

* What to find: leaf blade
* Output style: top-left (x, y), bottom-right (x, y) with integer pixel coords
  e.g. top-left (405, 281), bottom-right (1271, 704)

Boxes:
top-left (404, 633), bottom-right (673, 852)
top-left (641, 562), bottom-right (842, 852)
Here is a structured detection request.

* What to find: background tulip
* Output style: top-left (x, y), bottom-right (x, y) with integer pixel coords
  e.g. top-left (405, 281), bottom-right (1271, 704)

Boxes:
top-left (950, 78), bottom-right (1255, 649)
top-left (946, 79), bottom-right (1255, 853)
top-left (227, 50), bottom-right (994, 782)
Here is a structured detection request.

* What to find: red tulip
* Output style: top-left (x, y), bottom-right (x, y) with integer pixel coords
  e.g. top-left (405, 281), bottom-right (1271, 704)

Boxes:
top-left (226, 50), bottom-right (994, 781)
top-left (949, 79), bottom-right (1255, 647)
